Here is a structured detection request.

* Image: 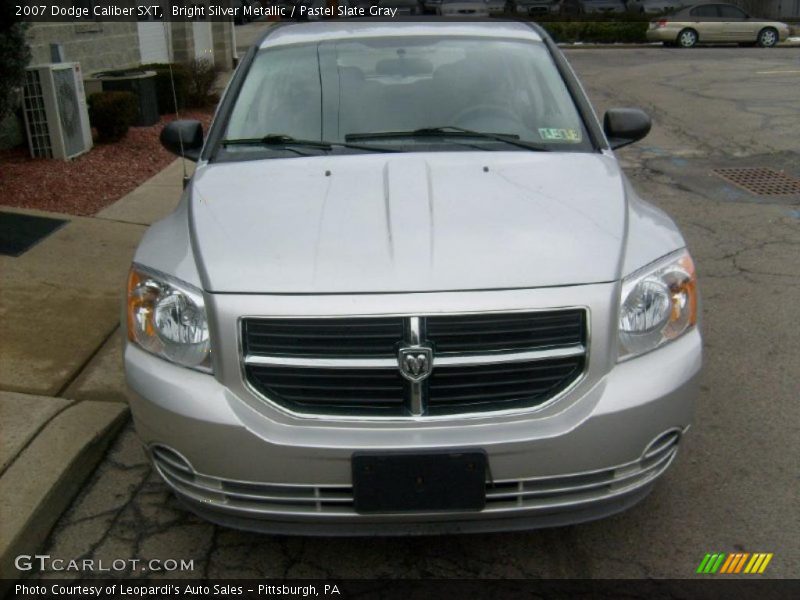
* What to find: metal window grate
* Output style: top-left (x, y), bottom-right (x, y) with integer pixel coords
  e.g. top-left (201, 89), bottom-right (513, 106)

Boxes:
top-left (714, 168), bottom-right (800, 196)
top-left (23, 70), bottom-right (53, 159)
top-left (52, 68), bottom-right (82, 157)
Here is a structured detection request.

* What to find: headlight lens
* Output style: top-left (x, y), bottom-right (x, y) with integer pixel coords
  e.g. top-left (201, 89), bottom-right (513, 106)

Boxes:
top-left (618, 250), bottom-right (698, 360)
top-left (126, 265), bottom-right (211, 372)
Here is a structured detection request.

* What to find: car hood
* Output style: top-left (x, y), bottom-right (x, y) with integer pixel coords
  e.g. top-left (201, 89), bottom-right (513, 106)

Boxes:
top-left (190, 152), bottom-right (627, 294)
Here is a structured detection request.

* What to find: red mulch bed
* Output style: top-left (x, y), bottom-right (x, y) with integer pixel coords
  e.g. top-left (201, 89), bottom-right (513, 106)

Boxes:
top-left (0, 109), bottom-right (213, 216)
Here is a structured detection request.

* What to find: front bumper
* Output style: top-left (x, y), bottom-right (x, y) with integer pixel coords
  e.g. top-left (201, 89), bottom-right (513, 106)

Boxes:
top-left (126, 324), bottom-right (701, 535)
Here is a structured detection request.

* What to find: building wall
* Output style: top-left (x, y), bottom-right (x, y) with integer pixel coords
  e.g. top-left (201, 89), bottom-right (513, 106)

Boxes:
top-left (726, 0), bottom-right (800, 19)
top-left (779, 0), bottom-right (800, 18)
top-left (26, 22), bottom-right (141, 73)
top-left (212, 21), bottom-right (234, 71)
top-left (27, 20), bottom-right (235, 73)
top-left (170, 21), bottom-right (195, 65)
top-left (165, 21), bottom-right (234, 70)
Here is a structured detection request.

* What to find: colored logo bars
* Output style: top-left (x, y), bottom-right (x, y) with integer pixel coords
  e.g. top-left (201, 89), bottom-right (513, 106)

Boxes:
top-left (697, 552), bottom-right (773, 575)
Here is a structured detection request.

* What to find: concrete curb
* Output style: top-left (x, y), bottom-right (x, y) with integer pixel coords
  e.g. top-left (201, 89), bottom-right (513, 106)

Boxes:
top-left (0, 400), bottom-right (129, 587)
top-left (0, 393), bottom-right (72, 476)
top-left (0, 155), bottom-right (185, 591)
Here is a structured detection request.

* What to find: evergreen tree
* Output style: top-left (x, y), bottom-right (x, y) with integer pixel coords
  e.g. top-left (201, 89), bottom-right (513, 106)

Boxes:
top-left (0, 4), bottom-right (31, 119)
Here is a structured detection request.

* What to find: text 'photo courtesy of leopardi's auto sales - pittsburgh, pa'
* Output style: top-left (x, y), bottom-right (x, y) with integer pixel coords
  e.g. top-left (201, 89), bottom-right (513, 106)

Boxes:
top-left (125, 18), bottom-right (703, 536)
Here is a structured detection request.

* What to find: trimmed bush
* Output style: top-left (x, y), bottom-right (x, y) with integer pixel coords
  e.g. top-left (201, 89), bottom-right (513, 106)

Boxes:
top-left (531, 11), bottom-right (652, 23)
top-left (185, 58), bottom-right (220, 109)
top-left (541, 21), bottom-right (649, 44)
top-left (508, 9), bottom-right (652, 44)
top-left (140, 60), bottom-right (219, 112)
top-left (88, 91), bottom-right (138, 142)
top-left (139, 62), bottom-right (190, 114)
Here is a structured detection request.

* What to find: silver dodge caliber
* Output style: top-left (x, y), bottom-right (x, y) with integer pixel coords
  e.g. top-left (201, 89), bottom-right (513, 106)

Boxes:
top-left (125, 20), bottom-right (702, 535)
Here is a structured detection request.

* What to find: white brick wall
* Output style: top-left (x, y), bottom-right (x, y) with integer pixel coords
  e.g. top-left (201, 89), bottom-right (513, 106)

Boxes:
top-left (26, 22), bottom-right (141, 72)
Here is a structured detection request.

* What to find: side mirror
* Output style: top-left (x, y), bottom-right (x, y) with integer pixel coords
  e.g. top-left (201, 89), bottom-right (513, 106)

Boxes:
top-left (160, 120), bottom-right (204, 161)
top-left (603, 108), bottom-right (652, 150)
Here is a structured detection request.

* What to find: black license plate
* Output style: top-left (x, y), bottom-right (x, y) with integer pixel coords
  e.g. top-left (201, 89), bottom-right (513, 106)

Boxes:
top-left (352, 450), bottom-right (487, 513)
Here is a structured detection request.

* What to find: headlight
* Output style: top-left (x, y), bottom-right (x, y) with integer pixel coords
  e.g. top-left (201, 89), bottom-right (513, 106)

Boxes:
top-left (126, 265), bottom-right (212, 372)
top-left (618, 249), bottom-right (698, 360)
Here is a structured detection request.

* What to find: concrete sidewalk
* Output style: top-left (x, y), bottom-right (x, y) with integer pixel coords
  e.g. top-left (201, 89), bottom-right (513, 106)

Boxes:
top-left (0, 158), bottom-right (191, 584)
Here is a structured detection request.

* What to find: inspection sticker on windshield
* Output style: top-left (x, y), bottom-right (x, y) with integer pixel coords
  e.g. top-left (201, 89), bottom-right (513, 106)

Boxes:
top-left (538, 128), bottom-right (581, 143)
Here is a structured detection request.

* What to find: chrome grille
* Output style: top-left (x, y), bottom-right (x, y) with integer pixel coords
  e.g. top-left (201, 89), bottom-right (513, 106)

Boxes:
top-left (246, 365), bottom-right (405, 416)
top-left (427, 356), bottom-right (585, 415)
top-left (151, 446), bottom-right (353, 514)
top-left (243, 317), bottom-right (403, 357)
top-left (426, 310), bottom-right (584, 353)
top-left (241, 310), bottom-right (587, 418)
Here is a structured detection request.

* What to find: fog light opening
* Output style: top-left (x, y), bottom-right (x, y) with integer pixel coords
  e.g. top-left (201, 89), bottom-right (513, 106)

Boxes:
top-left (643, 428), bottom-right (682, 461)
top-left (150, 444), bottom-right (195, 476)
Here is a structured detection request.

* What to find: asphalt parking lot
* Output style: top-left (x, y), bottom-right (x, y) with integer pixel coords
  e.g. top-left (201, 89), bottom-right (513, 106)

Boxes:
top-left (30, 46), bottom-right (800, 580)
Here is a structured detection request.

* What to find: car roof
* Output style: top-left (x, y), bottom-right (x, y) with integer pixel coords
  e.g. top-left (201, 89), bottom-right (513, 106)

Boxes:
top-left (258, 20), bottom-right (543, 50)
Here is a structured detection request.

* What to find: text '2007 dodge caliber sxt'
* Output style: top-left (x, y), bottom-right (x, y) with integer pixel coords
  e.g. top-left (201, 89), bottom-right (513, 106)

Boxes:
top-left (124, 21), bottom-right (702, 535)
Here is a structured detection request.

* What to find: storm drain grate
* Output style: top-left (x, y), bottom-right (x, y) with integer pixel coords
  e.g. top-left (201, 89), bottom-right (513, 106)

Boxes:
top-left (713, 167), bottom-right (800, 196)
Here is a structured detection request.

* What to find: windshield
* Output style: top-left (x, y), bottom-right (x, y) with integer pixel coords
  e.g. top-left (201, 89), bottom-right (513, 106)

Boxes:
top-left (223, 36), bottom-right (592, 155)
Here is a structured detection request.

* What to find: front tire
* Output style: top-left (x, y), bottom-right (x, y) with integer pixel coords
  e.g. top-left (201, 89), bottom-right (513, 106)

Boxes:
top-left (677, 28), bottom-right (698, 48)
top-left (758, 28), bottom-right (779, 48)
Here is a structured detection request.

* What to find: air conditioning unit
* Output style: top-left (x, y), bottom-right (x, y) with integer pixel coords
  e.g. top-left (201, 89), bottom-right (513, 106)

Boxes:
top-left (22, 63), bottom-right (93, 160)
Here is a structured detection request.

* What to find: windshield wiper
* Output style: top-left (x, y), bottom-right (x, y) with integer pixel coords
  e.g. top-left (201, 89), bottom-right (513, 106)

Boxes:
top-left (222, 134), bottom-right (331, 149)
top-left (221, 134), bottom-right (400, 153)
top-left (346, 127), bottom-right (550, 152)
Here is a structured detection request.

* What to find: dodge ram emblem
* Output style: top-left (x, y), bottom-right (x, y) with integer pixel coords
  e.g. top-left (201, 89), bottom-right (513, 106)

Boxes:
top-left (398, 346), bottom-right (433, 382)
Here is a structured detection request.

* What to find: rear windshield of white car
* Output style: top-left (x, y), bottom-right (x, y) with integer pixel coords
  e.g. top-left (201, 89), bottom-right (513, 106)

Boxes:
top-left (223, 36), bottom-right (592, 153)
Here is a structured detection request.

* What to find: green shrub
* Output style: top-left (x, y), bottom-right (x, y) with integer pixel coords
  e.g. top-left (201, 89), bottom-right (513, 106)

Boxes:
top-left (0, 10), bottom-right (31, 121)
top-left (139, 62), bottom-right (190, 114)
top-left (88, 91), bottom-right (138, 142)
top-left (140, 59), bottom-right (218, 112)
top-left (185, 58), bottom-right (220, 109)
top-left (510, 9), bottom-right (652, 43)
top-left (532, 11), bottom-right (651, 23)
top-left (541, 21), bottom-right (649, 44)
